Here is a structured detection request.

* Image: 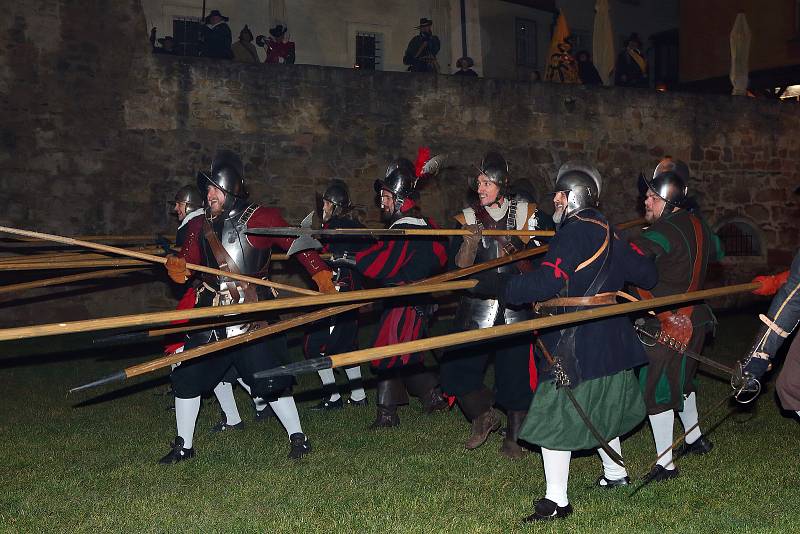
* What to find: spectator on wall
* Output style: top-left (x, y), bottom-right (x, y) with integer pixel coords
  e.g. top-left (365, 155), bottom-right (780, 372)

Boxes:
top-left (615, 33), bottom-right (647, 87)
top-left (576, 50), bottom-right (602, 85)
top-left (403, 18), bottom-right (440, 73)
top-left (232, 25), bottom-right (259, 63)
top-left (200, 9), bottom-right (233, 59)
top-left (544, 36), bottom-right (579, 84)
top-left (153, 36), bottom-right (177, 55)
top-left (258, 25), bottom-right (295, 64)
top-left (453, 56), bottom-right (478, 77)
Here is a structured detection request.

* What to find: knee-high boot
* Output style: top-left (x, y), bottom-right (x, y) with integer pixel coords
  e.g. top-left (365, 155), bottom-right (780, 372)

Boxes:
top-left (370, 377), bottom-right (407, 428)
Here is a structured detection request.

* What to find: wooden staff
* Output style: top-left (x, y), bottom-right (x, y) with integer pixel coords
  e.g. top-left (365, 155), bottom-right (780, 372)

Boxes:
top-left (0, 226), bottom-right (318, 296)
top-left (0, 268), bottom-right (148, 295)
top-left (0, 234), bottom-right (167, 245)
top-left (0, 280), bottom-right (475, 342)
top-left (69, 216), bottom-right (647, 391)
top-left (69, 243), bottom-right (551, 391)
top-left (255, 282), bottom-right (762, 379)
top-left (0, 246), bottom-right (169, 264)
top-left (248, 227), bottom-right (556, 238)
top-left (0, 259), bottom-right (155, 270)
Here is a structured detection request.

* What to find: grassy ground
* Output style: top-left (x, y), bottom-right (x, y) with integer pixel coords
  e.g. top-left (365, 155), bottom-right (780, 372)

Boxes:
top-left (1, 311), bottom-right (799, 533)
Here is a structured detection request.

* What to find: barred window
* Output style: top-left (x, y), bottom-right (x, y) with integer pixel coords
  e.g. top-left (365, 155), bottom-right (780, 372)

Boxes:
top-left (355, 32), bottom-right (382, 70)
top-left (717, 220), bottom-right (761, 257)
top-left (173, 16), bottom-right (202, 57)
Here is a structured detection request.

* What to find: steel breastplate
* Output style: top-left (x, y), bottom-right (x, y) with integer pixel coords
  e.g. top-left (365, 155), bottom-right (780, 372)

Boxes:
top-left (220, 204), bottom-right (269, 276)
top-left (472, 202), bottom-right (517, 275)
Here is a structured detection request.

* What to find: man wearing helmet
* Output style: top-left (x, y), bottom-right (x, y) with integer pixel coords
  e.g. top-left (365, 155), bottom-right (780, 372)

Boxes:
top-left (440, 151), bottom-right (554, 460)
top-left (303, 180), bottom-right (370, 411)
top-left (171, 185), bottom-right (205, 246)
top-left (346, 157), bottom-right (449, 428)
top-left (160, 150), bottom-right (336, 464)
top-left (630, 158), bottom-right (724, 482)
top-left (471, 162), bottom-right (657, 521)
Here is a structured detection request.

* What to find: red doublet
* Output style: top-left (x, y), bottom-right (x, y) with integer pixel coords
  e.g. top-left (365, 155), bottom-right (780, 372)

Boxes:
top-left (179, 206), bottom-right (329, 276)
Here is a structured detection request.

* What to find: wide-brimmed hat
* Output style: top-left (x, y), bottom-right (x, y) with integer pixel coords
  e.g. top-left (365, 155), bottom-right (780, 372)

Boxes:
top-left (415, 17), bottom-right (433, 29)
top-left (205, 9), bottom-right (228, 23)
top-left (269, 24), bottom-right (288, 38)
top-left (456, 56), bottom-right (474, 69)
top-left (157, 36), bottom-right (174, 45)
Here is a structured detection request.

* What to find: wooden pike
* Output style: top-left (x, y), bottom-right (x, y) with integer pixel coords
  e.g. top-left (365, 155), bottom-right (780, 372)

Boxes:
top-left (0, 234), bottom-right (168, 245)
top-left (0, 280), bottom-right (475, 343)
top-left (0, 226), bottom-right (318, 296)
top-left (254, 282), bottom-right (762, 379)
top-left (0, 268), bottom-right (148, 295)
top-left (0, 246), bottom-right (169, 264)
top-left (68, 217), bottom-right (647, 392)
top-left (69, 244), bottom-right (550, 392)
top-left (248, 227), bottom-right (557, 238)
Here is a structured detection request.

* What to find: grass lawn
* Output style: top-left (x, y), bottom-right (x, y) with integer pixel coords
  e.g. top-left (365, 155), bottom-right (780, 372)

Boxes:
top-left (1, 310), bottom-right (799, 533)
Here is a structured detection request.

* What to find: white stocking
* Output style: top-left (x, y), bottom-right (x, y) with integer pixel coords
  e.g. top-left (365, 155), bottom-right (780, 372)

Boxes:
top-left (541, 447), bottom-right (571, 507)
top-left (345, 366), bottom-right (366, 401)
top-left (597, 436), bottom-right (628, 483)
top-left (175, 396), bottom-right (201, 449)
top-left (213, 381), bottom-right (242, 426)
top-left (269, 396), bottom-right (303, 436)
top-left (678, 392), bottom-right (702, 444)
top-left (649, 410), bottom-right (676, 470)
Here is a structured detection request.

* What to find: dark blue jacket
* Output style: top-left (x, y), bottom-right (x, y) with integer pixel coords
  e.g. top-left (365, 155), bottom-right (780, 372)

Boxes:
top-left (503, 208), bottom-right (658, 382)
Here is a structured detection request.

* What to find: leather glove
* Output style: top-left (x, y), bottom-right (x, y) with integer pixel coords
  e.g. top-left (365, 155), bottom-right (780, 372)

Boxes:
top-left (312, 270), bottom-right (336, 293)
top-left (752, 271), bottom-right (789, 296)
top-left (455, 224), bottom-right (482, 268)
top-left (165, 255), bottom-right (190, 284)
top-left (468, 271), bottom-right (511, 306)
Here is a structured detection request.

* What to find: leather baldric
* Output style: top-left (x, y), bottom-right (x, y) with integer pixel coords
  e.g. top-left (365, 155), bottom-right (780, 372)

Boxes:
top-left (471, 199), bottom-right (534, 273)
top-left (202, 217), bottom-right (259, 304)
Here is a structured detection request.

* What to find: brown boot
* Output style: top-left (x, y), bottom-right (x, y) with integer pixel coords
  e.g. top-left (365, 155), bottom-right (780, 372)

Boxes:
top-left (370, 404), bottom-right (400, 429)
top-left (500, 410), bottom-right (529, 459)
top-left (465, 409), bottom-right (501, 449)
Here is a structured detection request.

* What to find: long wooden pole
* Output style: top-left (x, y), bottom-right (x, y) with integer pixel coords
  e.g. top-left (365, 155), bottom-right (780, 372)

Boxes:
top-left (0, 247), bottom-right (169, 264)
top-left (0, 268), bottom-right (148, 295)
top-left (257, 282), bottom-right (761, 377)
top-left (69, 217), bottom-right (647, 390)
top-left (250, 227), bottom-right (556, 237)
top-left (0, 234), bottom-right (166, 244)
top-left (0, 252), bottom-right (325, 269)
top-left (0, 280), bottom-right (475, 342)
top-left (0, 226), bottom-right (318, 296)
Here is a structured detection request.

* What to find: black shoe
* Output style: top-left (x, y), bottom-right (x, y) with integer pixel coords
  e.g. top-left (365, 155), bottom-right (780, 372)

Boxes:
top-left (310, 397), bottom-right (344, 411)
top-left (644, 464), bottom-right (679, 483)
top-left (211, 420), bottom-right (244, 433)
top-left (158, 437), bottom-right (195, 465)
top-left (675, 436), bottom-right (713, 457)
top-left (346, 396), bottom-right (369, 407)
top-left (522, 498), bottom-right (573, 522)
top-left (288, 432), bottom-right (312, 459)
top-left (595, 475), bottom-right (631, 488)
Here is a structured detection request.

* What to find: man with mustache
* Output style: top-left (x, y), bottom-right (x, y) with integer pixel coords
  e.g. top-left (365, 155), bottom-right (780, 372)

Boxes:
top-left (440, 151), bottom-right (553, 459)
top-left (161, 150), bottom-right (335, 463)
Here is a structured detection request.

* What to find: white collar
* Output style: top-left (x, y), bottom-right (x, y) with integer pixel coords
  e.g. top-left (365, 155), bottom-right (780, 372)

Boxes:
top-left (390, 216), bottom-right (427, 228)
top-left (178, 208), bottom-right (204, 229)
top-left (483, 198), bottom-right (509, 221)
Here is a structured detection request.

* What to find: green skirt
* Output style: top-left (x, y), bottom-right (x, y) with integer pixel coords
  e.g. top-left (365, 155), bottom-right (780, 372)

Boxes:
top-left (520, 369), bottom-right (646, 451)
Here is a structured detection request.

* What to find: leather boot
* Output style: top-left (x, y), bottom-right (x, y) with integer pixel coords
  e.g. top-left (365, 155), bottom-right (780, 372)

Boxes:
top-left (500, 410), bottom-right (530, 459)
top-left (402, 369), bottom-right (447, 413)
top-left (460, 387), bottom-right (501, 450)
top-left (370, 404), bottom-right (400, 429)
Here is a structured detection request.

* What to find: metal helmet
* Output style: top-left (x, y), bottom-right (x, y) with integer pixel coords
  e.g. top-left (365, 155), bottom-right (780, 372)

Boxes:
top-left (645, 158), bottom-right (689, 209)
top-left (553, 162), bottom-right (602, 222)
top-left (374, 158), bottom-right (417, 212)
top-left (469, 151), bottom-right (510, 199)
top-left (197, 150), bottom-right (247, 210)
top-left (172, 185), bottom-right (203, 213)
top-left (510, 179), bottom-right (538, 203)
top-left (319, 179), bottom-right (352, 221)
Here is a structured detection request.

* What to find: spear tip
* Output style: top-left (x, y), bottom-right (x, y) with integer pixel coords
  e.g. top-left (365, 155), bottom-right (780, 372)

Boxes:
top-left (69, 370), bottom-right (127, 393)
top-left (253, 356), bottom-right (333, 379)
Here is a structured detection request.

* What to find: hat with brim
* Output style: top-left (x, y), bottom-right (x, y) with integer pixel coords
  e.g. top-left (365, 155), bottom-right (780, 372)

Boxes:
top-left (205, 9), bottom-right (229, 23)
top-left (456, 56), bottom-right (474, 69)
top-left (269, 24), bottom-right (288, 38)
top-left (415, 17), bottom-right (433, 29)
top-left (157, 36), bottom-right (174, 45)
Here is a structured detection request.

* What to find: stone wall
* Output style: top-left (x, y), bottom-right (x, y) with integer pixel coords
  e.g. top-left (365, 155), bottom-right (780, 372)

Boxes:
top-left (2, 0), bottom-right (798, 325)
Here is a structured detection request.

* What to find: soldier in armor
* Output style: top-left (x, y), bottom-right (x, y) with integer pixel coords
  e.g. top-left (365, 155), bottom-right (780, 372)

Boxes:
top-left (304, 180), bottom-right (370, 410)
top-left (440, 152), bottom-right (554, 459)
top-left (171, 185), bottom-right (204, 247)
top-left (347, 157), bottom-right (449, 428)
top-left (740, 250), bottom-right (800, 418)
top-left (161, 150), bottom-right (335, 464)
top-left (471, 162), bottom-right (657, 520)
top-left (630, 158), bottom-right (724, 482)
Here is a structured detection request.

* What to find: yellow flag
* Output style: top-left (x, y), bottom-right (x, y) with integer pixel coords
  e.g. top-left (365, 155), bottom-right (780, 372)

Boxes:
top-left (544, 9), bottom-right (579, 83)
